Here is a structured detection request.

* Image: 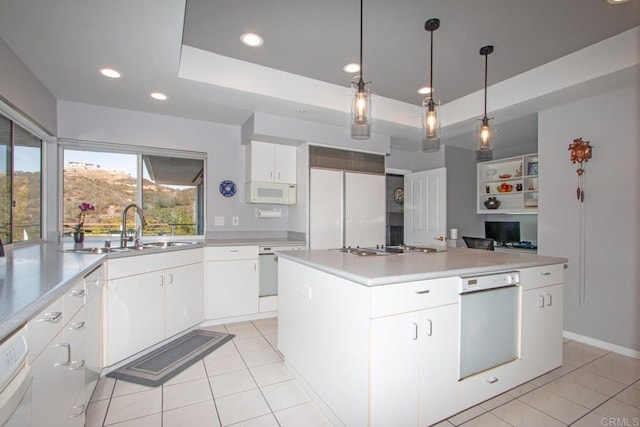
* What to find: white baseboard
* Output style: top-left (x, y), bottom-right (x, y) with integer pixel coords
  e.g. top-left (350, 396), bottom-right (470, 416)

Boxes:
top-left (563, 330), bottom-right (640, 359)
top-left (200, 311), bottom-right (277, 328)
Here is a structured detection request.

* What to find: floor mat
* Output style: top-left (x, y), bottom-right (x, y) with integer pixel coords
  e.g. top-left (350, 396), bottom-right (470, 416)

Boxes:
top-left (107, 329), bottom-right (234, 387)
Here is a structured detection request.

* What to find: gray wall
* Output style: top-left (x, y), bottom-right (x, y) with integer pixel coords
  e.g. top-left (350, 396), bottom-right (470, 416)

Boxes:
top-left (0, 38), bottom-right (56, 135)
top-left (539, 84), bottom-right (639, 352)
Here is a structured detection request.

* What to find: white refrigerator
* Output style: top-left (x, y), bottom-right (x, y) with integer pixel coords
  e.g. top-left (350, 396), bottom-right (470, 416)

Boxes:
top-left (309, 168), bottom-right (386, 250)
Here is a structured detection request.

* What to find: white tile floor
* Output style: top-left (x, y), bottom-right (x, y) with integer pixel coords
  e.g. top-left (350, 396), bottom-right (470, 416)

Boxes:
top-left (87, 320), bottom-right (640, 426)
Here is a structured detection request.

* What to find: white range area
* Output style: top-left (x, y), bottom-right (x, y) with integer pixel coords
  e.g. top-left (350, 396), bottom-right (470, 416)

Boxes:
top-left (276, 248), bottom-right (567, 426)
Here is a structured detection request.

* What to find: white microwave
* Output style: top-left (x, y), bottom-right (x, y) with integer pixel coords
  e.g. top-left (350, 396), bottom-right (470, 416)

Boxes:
top-left (245, 181), bottom-right (296, 205)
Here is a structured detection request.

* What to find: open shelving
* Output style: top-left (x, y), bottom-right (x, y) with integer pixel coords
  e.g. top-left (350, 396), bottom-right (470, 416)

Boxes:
top-left (477, 153), bottom-right (538, 214)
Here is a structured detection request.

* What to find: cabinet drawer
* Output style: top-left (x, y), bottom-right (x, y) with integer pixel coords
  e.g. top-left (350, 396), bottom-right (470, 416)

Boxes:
top-left (205, 245), bottom-right (258, 261)
top-left (518, 264), bottom-right (564, 290)
top-left (64, 281), bottom-right (86, 318)
top-left (27, 298), bottom-right (64, 362)
top-left (370, 277), bottom-right (459, 318)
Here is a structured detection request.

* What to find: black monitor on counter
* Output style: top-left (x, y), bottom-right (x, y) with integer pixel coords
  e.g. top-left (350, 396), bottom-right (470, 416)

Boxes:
top-left (485, 221), bottom-right (520, 244)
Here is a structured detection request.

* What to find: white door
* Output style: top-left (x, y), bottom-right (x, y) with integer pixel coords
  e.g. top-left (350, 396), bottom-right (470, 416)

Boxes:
top-left (404, 167), bottom-right (447, 246)
top-left (165, 263), bottom-right (204, 338)
top-left (309, 168), bottom-right (343, 249)
top-left (274, 145), bottom-right (297, 183)
top-left (345, 172), bottom-right (386, 248)
top-left (250, 141), bottom-right (275, 182)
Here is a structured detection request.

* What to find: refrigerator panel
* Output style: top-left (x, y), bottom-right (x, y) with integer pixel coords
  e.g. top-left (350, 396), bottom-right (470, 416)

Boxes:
top-left (345, 172), bottom-right (386, 248)
top-left (309, 168), bottom-right (343, 249)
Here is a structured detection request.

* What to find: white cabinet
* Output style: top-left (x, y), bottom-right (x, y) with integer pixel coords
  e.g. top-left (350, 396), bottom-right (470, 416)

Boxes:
top-left (106, 270), bottom-right (164, 365)
top-left (370, 304), bottom-right (459, 427)
top-left (105, 249), bottom-right (204, 365)
top-left (83, 264), bottom-right (105, 403)
top-left (206, 246), bottom-right (259, 319)
top-left (28, 276), bottom-right (90, 427)
top-left (477, 153), bottom-right (538, 214)
top-left (165, 262), bottom-right (205, 337)
top-left (520, 265), bottom-right (564, 380)
top-left (246, 141), bottom-right (297, 184)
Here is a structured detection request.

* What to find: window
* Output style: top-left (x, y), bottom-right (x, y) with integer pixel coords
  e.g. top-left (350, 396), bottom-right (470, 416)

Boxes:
top-left (62, 143), bottom-right (205, 239)
top-left (0, 115), bottom-right (42, 243)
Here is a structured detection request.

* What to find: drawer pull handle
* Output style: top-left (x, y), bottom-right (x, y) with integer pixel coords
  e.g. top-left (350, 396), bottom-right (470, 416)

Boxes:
top-left (69, 404), bottom-right (85, 417)
top-left (54, 343), bottom-right (71, 367)
top-left (40, 312), bottom-right (62, 323)
top-left (69, 321), bottom-right (85, 330)
top-left (540, 272), bottom-right (551, 276)
top-left (71, 289), bottom-right (86, 297)
top-left (415, 289), bottom-right (430, 295)
top-left (486, 376), bottom-right (499, 384)
top-left (68, 360), bottom-right (85, 370)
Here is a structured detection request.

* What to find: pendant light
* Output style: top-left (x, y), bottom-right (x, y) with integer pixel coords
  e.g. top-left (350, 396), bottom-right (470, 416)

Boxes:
top-left (477, 45), bottom-right (494, 161)
top-left (350, 0), bottom-right (371, 140)
top-left (422, 18), bottom-right (440, 152)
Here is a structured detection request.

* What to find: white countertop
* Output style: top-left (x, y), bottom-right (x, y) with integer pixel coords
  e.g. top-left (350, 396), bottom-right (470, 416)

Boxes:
top-left (0, 238), bottom-right (306, 341)
top-left (276, 247), bottom-right (567, 286)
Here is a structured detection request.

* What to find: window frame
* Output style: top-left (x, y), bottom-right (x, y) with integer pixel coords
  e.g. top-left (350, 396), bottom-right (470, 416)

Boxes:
top-left (58, 139), bottom-right (207, 241)
top-left (0, 106), bottom-right (49, 245)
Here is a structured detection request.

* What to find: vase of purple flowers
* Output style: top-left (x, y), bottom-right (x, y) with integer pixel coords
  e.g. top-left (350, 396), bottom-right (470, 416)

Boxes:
top-left (69, 202), bottom-right (95, 242)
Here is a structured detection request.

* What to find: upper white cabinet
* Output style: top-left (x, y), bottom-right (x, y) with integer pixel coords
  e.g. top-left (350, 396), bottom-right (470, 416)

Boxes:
top-left (246, 141), bottom-right (297, 184)
top-left (477, 153), bottom-right (538, 214)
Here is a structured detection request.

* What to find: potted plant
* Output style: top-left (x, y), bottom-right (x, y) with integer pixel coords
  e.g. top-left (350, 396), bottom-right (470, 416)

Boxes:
top-left (67, 202), bottom-right (95, 243)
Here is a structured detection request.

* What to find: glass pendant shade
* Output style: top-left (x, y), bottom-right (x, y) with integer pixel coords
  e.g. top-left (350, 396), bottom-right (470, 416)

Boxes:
top-left (476, 116), bottom-right (493, 160)
top-left (351, 78), bottom-right (371, 139)
top-left (422, 97), bottom-right (440, 142)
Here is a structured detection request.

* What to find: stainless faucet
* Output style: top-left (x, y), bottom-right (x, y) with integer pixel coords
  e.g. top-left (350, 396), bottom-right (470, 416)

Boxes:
top-left (120, 203), bottom-right (147, 248)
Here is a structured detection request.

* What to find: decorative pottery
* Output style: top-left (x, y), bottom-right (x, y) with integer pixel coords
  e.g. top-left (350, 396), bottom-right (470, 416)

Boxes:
top-left (484, 197), bottom-right (501, 210)
top-left (73, 232), bottom-right (85, 243)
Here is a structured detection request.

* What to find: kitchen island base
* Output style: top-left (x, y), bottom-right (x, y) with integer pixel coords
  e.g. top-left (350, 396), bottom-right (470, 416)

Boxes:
top-left (278, 255), bottom-right (565, 426)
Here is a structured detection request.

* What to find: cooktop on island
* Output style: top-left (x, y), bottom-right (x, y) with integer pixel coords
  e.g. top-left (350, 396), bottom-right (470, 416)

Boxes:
top-left (333, 245), bottom-right (447, 256)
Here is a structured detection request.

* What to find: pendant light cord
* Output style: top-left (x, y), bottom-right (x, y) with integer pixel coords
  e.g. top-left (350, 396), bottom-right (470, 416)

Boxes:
top-left (359, 0), bottom-right (363, 82)
top-left (483, 53), bottom-right (488, 118)
top-left (429, 28), bottom-right (434, 99)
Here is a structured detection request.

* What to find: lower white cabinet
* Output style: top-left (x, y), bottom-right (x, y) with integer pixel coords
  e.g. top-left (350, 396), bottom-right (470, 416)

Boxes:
top-left (521, 283), bottom-right (564, 378)
top-left (29, 280), bottom-right (88, 427)
top-left (206, 246), bottom-right (259, 319)
top-left (105, 249), bottom-right (204, 366)
top-left (370, 304), bottom-right (460, 427)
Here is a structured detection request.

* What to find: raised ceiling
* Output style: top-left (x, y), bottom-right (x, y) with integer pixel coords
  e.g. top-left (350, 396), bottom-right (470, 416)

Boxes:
top-left (0, 0), bottom-right (638, 149)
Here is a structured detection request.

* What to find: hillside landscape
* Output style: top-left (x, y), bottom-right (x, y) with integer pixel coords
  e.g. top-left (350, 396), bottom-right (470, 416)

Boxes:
top-left (64, 167), bottom-right (196, 236)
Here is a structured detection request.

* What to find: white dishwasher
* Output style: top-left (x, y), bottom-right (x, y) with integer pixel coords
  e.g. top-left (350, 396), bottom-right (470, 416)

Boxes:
top-left (0, 326), bottom-right (31, 426)
top-left (459, 271), bottom-right (521, 380)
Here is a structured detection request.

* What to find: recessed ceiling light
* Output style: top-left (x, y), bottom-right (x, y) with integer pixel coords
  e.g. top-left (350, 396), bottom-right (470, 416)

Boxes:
top-left (150, 92), bottom-right (167, 101)
top-left (343, 63), bottom-right (360, 73)
top-left (607, 0), bottom-right (628, 3)
top-left (100, 68), bottom-right (121, 79)
top-left (240, 33), bottom-right (264, 47)
top-left (417, 86), bottom-right (432, 95)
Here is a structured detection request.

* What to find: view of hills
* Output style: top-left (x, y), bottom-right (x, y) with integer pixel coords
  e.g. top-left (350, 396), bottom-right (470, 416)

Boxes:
top-left (63, 167), bottom-right (197, 236)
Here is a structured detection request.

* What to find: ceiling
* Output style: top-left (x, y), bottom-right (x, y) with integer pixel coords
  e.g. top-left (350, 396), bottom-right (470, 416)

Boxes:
top-left (0, 0), bottom-right (638, 150)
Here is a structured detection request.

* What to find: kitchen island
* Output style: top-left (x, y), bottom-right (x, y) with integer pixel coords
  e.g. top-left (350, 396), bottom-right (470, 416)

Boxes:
top-left (276, 247), bottom-right (567, 426)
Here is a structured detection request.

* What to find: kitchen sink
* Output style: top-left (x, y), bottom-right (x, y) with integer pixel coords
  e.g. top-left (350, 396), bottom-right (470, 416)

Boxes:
top-left (141, 241), bottom-right (199, 248)
top-left (67, 247), bottom-right (130, 254)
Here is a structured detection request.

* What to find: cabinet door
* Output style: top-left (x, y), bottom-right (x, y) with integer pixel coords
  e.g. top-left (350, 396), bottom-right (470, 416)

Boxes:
top-left (520, 284), bottom-right (563, 380)
top-left (165, 263), bottom-right (204, 338)
top-left (250, 141), bottom-right (275, 182)
top-left (370, 312), bottom-right (420, 427)
top-left (419, 304), bottom-right (460, 427)
top-left (206, 259), bottom-right (259, 319)
top-left (64, 307), bottom-right (87, 425)
top-left (540, 284), bottom-right (563, 373)
top-left (106, 271), bottom-right (164, 365)
top-left (274, 144), bottom-right (296, 183)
